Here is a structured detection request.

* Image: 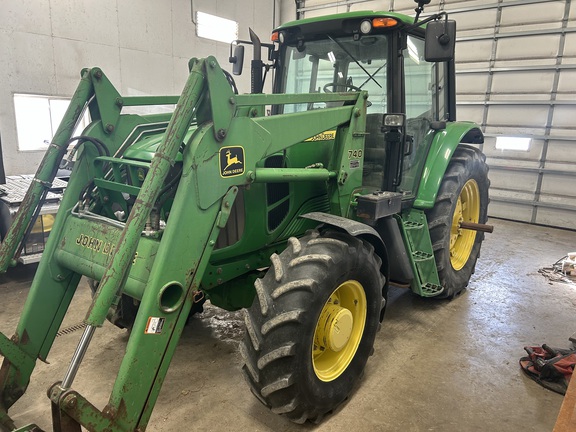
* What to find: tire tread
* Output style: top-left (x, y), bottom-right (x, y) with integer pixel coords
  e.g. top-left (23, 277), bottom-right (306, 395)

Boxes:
top-left (425, 144), bottom-right (490, 298)
top-left (240, 230), bottom-right (386, 424)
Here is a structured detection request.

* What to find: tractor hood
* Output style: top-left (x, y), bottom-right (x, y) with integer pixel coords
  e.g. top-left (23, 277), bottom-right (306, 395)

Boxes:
top-left (122, 125), bottom-right (197, 162)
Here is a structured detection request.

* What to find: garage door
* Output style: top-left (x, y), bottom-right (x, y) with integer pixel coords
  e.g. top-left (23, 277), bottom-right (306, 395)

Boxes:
top-left (291, 0), bottom-right (576, 230)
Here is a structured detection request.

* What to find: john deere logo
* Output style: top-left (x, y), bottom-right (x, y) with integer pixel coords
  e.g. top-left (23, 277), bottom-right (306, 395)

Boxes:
top-left (219, 146), bottom-right (245, 178)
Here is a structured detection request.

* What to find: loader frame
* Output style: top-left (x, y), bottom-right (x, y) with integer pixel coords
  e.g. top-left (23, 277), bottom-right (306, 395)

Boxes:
top-left (0, 57), bottom-right (370, 431)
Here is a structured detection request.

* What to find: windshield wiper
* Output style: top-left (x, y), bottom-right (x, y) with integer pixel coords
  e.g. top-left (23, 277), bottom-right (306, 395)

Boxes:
top-left (327, 35), bottom-right (382, 89)
top-left (358, 62), bottom-right (386, 89)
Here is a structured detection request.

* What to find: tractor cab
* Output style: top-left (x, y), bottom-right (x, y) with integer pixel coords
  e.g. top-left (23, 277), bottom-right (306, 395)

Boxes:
top-left (270, 11), bottom-right (456, 199)
top-left (231, 9), bottom-right (457, 201)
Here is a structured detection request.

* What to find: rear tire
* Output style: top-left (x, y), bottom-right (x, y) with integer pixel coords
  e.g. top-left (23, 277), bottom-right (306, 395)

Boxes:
top-left (426, 145), bottom-right (489, 298)
top-left (241, 230), bottom-right (386, 423)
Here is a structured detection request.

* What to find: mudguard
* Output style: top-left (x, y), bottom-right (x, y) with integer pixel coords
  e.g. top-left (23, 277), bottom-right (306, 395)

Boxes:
top-left (413, 121), bottom-right (484, 209)
top-left (301, 212), bottom-right (389, 281)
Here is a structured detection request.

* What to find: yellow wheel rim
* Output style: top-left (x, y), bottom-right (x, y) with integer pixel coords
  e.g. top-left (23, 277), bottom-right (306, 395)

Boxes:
top-left (312, 280), bottom-right (367, 382)
top-left (450, 179), bottom-right (480, 271)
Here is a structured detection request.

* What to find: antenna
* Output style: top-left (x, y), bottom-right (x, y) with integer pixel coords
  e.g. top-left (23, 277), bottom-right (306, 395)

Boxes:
top-left (414, 0), bottom-right (431, 23)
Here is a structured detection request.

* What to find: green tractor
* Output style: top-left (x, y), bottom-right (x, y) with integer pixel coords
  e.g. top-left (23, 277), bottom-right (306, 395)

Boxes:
top-left (0, 1), bottom-right (490, 430)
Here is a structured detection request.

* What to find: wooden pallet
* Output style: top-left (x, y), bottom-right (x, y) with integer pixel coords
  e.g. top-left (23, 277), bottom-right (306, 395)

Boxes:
top-left (554, 372), bottom-right (576, 431)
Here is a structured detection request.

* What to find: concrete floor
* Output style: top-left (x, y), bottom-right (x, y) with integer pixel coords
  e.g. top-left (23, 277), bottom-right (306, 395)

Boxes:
top-left (1, 218), bottom-right (576, 431)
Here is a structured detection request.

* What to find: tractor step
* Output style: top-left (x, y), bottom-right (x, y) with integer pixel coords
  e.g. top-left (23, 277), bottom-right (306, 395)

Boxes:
top-left (421, 282), bottom-right (444, 297)
top-left (399, 209), bottom-right (444, 297)
top-left (412, 249), bottom-right (433, 262)
top-left (402, 220), bottom-right (424, 230)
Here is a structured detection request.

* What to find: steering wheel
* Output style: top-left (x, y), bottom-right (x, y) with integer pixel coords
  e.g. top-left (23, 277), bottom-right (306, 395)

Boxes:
top-left (323, 82), bottom-right (362, 93)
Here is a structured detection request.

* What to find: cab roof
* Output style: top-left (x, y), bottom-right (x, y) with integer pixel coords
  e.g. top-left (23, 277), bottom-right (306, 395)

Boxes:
top-left (276, 11), bottom-right (414, 31)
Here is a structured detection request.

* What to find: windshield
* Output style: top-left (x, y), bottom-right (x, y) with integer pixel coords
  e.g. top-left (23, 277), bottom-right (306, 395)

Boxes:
top-left (278, 35), bottom-right (389, 114)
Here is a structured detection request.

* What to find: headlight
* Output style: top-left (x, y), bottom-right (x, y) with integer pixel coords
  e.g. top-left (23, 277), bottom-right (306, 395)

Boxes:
top-left (360, 20), bottom-right (372, 34)
top-left (383, 114), bottom-right (405, 127)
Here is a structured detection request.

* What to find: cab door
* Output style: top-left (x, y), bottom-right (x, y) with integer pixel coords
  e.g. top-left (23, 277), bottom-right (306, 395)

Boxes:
top-left (399, 34), bottom-right (449, 199)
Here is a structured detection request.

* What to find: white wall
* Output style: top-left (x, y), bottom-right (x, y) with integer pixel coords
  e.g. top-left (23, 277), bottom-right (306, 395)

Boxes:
top-left (0, 0), bottom-right (277, 175)
top-left (280, 1), bottom-right (297, 23)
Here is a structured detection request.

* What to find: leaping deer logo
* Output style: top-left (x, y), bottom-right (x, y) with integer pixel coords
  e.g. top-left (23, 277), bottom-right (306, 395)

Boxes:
top-left (224, 150), bottom-right (243, 171)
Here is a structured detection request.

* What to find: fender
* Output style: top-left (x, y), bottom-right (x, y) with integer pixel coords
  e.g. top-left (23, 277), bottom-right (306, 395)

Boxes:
top-left (301, 212), bottom-right (389, 288)
top-left (413, 121), bottom-right (484, 209)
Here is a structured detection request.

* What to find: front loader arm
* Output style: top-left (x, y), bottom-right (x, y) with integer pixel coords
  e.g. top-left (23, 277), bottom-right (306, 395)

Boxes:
top-left (0, 71), bottom-right (94, 273)
top-left (0, 57), bottom-right (367, 432)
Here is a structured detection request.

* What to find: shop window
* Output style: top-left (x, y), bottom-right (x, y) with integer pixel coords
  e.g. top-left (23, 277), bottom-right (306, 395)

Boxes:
top-left (496, 136), bottom-right (531, 151)
top-left (14, 94), bottom-right (90, 151)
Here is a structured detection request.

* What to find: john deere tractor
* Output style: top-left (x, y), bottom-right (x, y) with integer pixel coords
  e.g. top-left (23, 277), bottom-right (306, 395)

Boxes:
top-left (0, 1), bottom-right (490, 430)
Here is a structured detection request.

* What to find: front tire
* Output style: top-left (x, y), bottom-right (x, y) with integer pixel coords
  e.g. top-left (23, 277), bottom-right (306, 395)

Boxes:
top-left (426, 145), bottom-right (490, 298)
top-left (241, 230), bottom-right (386, 423)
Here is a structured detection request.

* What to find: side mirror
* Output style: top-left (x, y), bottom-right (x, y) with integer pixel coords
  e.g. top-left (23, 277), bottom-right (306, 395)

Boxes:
top-left (230, 45), bottom-right (245, 75)
top-left (425, 19), bottom-right (456, 62)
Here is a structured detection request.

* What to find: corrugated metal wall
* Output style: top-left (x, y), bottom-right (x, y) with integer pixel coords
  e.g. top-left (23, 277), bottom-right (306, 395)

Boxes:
top-left (287, 0), bottom-right (576, 230)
